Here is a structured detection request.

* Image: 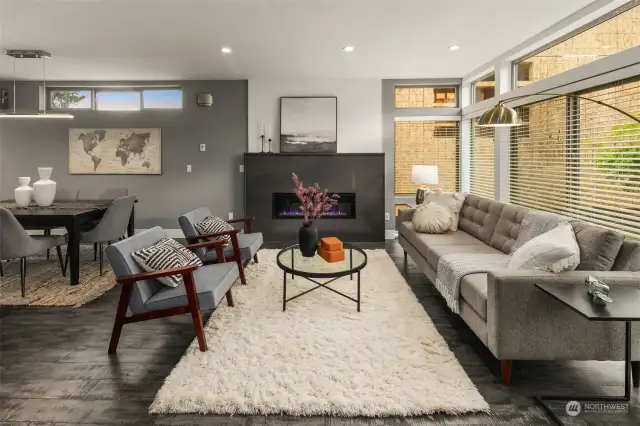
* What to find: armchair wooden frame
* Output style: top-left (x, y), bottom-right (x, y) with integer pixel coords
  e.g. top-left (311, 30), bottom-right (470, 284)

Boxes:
top-left (108, 240), bottom-right (233, 354)
top-left (185, 216), bottom-right (257, 285)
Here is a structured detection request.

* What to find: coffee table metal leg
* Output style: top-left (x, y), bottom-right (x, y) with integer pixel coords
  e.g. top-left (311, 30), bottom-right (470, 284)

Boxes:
top-left (357, 270), bottom-right (360, 312)
top-left (291, 249), bottom-right (294, 280)
top-left (283, 271), bottom-right (287, 311)
top-left (350, 248), bottom-right (353, 280)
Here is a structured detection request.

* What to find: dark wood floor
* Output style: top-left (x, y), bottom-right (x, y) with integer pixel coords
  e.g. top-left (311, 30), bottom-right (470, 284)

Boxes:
top-left (1, 241), bottom-right (639, 425)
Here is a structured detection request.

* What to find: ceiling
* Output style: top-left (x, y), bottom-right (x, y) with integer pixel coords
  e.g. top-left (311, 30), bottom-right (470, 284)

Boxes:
top-left (0, 0), bottom-right (596, 81)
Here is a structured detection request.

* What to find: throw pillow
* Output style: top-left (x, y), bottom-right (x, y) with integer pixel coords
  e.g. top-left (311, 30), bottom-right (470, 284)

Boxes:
top-left (412, 202), bottom-right (453, 234)
top-left (195, 215), bottom-right (234, 245)
top-left (569, 220), bottom-right (624, 271)
top-left (509, 222), bottom-right (580, 273)
top-left (422, 190), bottom-right (467, 232)
top-left (131, 237), bottom-right (204, 288)
top-left (510, 211), bottom-right (568, 254)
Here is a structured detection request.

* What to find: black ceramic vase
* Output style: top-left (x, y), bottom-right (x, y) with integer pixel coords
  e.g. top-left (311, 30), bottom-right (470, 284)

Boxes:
top-left (298, 222), bottom-right (318, 257)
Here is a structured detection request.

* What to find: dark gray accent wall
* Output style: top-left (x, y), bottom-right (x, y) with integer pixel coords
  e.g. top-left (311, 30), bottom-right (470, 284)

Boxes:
top-left (245, 153), bottom-right (385, 242)
top-left (0, 80), bottom-right (248, 229)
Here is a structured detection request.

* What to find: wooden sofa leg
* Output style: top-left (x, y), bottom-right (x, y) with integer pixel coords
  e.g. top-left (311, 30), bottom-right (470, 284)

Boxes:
top-left (226, 289), bottom-right (235, 307)
top-left (108, 283), bottom-right (133, 354)
top-left (184, 273), bottom-right (207, 352)
top-left (403, 250), bottom-right (407, 264)
top-left (632, 361), bottom-right (639, 388)
top-left (501, 360), bottom-right (513, 386)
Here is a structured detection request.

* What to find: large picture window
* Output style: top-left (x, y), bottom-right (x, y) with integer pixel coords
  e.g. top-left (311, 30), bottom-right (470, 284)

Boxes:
top-left (510, 78), bottom-right (640, 240)
top-left (514, 4), bottom-right (640, 87)
top-left (470, 120), bottom-right (495, 198)
top-left (394, 120), bottom-right (459, 195)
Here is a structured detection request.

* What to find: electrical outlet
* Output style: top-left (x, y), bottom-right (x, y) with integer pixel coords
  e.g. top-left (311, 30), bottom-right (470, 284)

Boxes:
top-left (186, 165), bottom-right (192, 173)
top-left (239, 165), bottom-right (244, 173)
top-left (228, 212), bottom-right (234, 220)
top-left (385, 212), bottom-right (390, 221)
top-left (200, 144), bottom-right (206, 152)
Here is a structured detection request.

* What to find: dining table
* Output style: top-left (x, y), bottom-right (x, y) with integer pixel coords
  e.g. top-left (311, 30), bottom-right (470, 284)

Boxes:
top-left (1, 199), bottom-right (136, 285)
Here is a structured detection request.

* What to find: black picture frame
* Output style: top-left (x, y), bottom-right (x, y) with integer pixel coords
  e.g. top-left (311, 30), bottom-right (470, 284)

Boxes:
top-left (279, 96), bottom-right (337, 153)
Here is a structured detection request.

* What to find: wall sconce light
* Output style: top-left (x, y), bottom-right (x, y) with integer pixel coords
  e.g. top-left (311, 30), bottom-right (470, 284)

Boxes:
top-left (197, 93), bottom-right (213, 107)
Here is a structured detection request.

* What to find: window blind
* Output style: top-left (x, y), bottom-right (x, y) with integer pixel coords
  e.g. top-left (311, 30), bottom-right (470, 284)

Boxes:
top-left (510, 78), bottom-right (640, 240)
top-left (470, 120), bottom-right (495, 198)
top-left (394, 121), bottom-right (459, 195)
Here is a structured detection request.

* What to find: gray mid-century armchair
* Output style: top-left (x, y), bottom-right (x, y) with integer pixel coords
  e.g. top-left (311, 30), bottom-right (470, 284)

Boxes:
top-left (104, 226), bottom-right (239, 353)
top-left (179, 207), bottom-right (263, 285)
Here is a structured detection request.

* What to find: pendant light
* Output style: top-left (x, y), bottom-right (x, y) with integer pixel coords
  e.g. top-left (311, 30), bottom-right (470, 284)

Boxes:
top-left (0, 50), bottom-right (73, 119)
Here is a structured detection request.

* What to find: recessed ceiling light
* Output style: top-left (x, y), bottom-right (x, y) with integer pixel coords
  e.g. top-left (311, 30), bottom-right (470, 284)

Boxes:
top-left (221, 47), bottom-right (232, 54)
top-left (448, 45), bottom-right (460, 52)
top-left (342, 45), bottom-right (354, 52)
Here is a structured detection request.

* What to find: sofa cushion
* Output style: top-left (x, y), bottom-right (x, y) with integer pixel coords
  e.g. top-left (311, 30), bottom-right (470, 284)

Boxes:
top-left (460, 273), bottom-right (488, 319)
top-left (612, 241), bottom-right (640, 272)
top-left (144, 262), bottom-right (238, 312)
top-left (399, 222), bottom-right (486, 257)
top-left (426, 244), bottom-right (505, 270)
top-left (204, 232), bottom-right (263, 263)
top-left (458, 194), bottom-right (505, 245)
top-left (569, 221), bottom-right (624, 271)
top-left (509, 222), bottom-right (580, 273)
top-left (489, 204), bottom-right (529, 254)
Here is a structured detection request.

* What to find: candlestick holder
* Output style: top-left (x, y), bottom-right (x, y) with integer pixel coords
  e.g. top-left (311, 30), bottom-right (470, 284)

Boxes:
top-left (259, 134), bottom-right (265, 153)
top-left (267, 138), bottom-right (273, 153)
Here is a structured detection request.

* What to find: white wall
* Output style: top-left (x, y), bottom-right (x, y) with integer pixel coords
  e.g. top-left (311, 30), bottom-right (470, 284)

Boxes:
top-left (248, 78), bottom-right (382, 153)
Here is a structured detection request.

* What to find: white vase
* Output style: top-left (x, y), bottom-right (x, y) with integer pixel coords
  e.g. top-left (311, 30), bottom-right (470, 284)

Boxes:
top-left (14, 177), bottom-right (33, 207)
top-left (33, 167), bottom-right (57, 207)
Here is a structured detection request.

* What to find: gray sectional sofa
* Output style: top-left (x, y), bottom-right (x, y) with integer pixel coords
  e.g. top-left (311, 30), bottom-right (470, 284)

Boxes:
top-left (397, 194), bottom-right (640, 385)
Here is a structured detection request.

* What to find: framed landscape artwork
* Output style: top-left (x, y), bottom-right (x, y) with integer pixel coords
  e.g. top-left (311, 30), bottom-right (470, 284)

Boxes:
top-left (280, 96), bottom-right (337, 153)
top-left (69, 128), bottom-right (162, 174)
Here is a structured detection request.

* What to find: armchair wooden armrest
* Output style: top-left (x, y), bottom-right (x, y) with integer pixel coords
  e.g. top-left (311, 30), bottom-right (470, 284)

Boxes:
top-left (185, 228), bottom-right (242, 243)
top-left (185, 239), bottom-right (226, 261)
top-left (116, 264), bottom-right (198, 285)
top-left (227, 216), bottom-right (256, 233)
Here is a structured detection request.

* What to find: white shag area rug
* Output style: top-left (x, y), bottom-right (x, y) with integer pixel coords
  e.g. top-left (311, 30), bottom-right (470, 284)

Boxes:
top-left (150, 249), bottom-right (489, 417)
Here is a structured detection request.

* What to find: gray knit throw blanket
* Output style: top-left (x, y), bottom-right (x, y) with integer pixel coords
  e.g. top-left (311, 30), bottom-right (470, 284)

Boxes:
top-left (435, 254), bottom-right (511, 314)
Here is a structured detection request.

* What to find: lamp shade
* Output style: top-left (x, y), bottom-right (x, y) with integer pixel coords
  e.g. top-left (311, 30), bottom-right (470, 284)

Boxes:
top-left (411, 165), bottom-right (438, 185)
top-left (476, 103), bottom-right (522, 127)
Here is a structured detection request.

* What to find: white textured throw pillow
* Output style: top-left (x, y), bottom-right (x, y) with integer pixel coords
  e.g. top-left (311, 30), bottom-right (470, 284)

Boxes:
top-left (412, 202), bottom-right (453, 234)
top-left (509, 221), bottom-right (580, 273)
top-left (422, 190), bottom-right (467, 231)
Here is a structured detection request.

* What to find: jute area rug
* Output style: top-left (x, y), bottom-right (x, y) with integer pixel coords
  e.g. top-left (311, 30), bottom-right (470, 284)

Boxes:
top-left (0, 247), bottom-right (116, 307)
top-left (150, 249), bottom-right (489, 417)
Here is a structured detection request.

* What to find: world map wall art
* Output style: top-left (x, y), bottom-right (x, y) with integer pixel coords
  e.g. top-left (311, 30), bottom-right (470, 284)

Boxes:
top-left (69, 128), bottom-right (162, 174)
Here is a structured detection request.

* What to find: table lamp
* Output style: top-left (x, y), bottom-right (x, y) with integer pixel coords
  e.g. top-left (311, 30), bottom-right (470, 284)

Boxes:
top-left (411, 165), bottom-right (438, 205)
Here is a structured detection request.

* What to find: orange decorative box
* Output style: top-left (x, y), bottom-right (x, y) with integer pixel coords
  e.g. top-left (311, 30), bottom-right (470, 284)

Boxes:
top-left (321, 237), bottom-right (343, 252)
top-left (317, 244), bottom-right (345, 263)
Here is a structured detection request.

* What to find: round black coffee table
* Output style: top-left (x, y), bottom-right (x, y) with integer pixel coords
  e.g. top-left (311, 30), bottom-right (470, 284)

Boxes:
top-left (276, 243), bottom-right (367, 312)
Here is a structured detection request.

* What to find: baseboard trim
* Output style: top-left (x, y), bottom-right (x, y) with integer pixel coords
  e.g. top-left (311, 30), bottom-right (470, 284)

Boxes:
top-left (385, 230), bottom-right (398, 240)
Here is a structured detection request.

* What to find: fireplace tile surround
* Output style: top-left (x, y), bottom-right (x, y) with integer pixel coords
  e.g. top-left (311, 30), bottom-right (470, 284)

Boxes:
top-left (244, 153), bottom-right (384, 242)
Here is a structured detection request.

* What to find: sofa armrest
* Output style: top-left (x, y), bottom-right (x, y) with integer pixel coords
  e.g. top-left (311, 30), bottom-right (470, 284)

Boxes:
top-left (396, 208), bottom-right (416, 229)
top-left (486, 270), bottom-right (640, 360)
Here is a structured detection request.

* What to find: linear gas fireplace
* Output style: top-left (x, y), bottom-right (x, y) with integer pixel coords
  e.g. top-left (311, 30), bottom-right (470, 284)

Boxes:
top-left (273, 192), bottom-right (356, 219)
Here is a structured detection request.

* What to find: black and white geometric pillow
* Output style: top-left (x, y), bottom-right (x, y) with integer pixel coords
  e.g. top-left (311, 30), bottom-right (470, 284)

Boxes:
top-left (194, 215), bottom-right (234, 245)
top-left (131, 237), bottom-right (204, 288)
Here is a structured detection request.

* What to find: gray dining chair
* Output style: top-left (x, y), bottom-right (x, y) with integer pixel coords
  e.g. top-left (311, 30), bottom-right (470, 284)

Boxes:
top-left (65, 195), bottom-right (136, 276)
top-left (104, 226), bottom-right (238, 353)
top-left (0, 207), bottom-right (67, 297)
top-left (179, 208), bottom-right (263, 285)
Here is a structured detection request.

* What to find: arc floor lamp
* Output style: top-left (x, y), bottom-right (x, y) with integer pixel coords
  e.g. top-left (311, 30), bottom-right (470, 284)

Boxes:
top-left (476, 92), bottom-right (640, 127)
